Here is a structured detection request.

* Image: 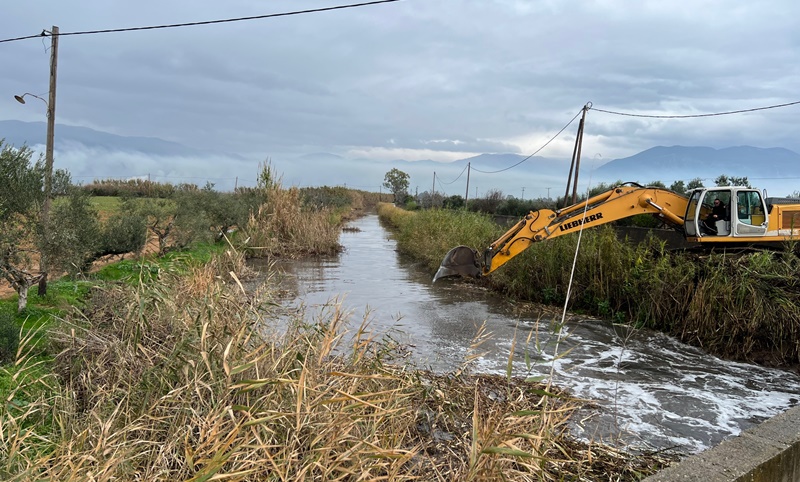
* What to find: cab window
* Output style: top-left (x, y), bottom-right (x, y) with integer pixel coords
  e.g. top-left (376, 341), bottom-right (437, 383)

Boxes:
top-left (737, 191), bottom-right (765, 225)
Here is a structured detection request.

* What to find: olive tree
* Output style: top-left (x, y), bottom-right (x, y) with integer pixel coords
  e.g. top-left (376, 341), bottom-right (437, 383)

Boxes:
top-left (45, 188), bottom-right (101, 277)
top-left (383, 168), bottom-right (410, 204)
top-left (1, 141), bottom-right (153, 311)
top-left (189, 183), bottom-right (251, 241)
top-left (0, 142), bottom-right (45, 311)
top-left (126, 197), bottom-right (177, 256)
top-left (48, 189), bottom-right (148, 275)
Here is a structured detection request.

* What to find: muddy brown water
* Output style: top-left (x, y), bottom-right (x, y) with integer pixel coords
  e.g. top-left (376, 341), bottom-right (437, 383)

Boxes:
top-left (252, 214), bottom-right (800, 454)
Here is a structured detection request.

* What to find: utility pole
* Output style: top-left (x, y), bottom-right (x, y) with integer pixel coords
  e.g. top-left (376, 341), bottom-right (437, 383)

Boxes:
top-left (521, 187), bottom-right (525, 201)
top-left (38, 25), bottom-right (58, 296)
top-left (547, 187), bottom-right (551, 199)
top-left (432, 172), bottom-right (436, 196)
top-left (563, 103), bottom-right (589, 207)
top-left (464, 162), bottom-right (470, 204)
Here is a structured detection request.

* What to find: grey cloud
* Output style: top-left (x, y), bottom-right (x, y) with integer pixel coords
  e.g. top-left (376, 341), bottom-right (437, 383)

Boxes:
top-left (2, 0), bottom-right (799, 183)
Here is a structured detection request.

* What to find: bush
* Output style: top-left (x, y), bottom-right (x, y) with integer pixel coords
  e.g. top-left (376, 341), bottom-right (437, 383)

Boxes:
top-left (300, 186), bottom-right (353, 210)
top-left (404, 199), bottom-right (419, 211)
top-left (96, 212), bottom-right (148, 258)
top-left (82, 178), bottom-right (183, 198)
top-left (467, 189), bottom-right (505, 214)
top-left (443, 195), bottom-right (464, 209)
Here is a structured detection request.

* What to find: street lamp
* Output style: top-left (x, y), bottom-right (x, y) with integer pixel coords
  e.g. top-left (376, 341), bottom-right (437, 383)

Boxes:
top-left (14, 92), bottom-right (48, 107)
top-left (14, 25), bottom-right (58, 296)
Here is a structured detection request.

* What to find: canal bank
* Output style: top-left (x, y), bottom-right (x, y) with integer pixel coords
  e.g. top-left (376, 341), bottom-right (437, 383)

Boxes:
top-left (646, 404), bottom-right (800, 481)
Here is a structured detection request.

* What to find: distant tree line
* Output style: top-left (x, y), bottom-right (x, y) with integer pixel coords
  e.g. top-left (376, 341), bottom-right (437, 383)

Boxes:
top-left (382, 167), bottom-right (778, 229)
top-left (82, 178), bottom-right (200, 198)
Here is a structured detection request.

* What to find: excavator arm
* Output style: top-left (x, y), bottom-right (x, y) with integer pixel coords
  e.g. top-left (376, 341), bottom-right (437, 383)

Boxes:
top-left (434, 184), bottom-right (689, 281)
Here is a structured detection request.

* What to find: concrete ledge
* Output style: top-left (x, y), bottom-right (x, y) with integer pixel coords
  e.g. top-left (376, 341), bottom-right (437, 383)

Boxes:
top-left (645, 404), bottom-right (800, 481)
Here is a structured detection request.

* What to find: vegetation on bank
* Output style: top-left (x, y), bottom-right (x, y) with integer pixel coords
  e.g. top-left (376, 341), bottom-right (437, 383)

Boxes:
top-left (0, 167), bottom-right (673, 479)
top-left (378, 202), bottom-right (800, 368)
top-left (1, 244), bottom-right (671, 480)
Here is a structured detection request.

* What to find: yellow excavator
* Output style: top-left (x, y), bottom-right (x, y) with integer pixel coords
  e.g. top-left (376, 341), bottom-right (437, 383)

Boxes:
top-left (434, 183), bottom-right (800, 281)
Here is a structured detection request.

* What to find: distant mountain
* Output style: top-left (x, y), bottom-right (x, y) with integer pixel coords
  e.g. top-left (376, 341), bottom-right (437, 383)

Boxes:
top-left (592, 145), bottom-right (800, 184)
top-left (0, 120), bottom-right (211, 157)
top-left (389, 153), bottom-right (569, 176)
top-left (296, 152), bottom-right (345, 162)
top-left (3, 117), bottom-right (798, 196)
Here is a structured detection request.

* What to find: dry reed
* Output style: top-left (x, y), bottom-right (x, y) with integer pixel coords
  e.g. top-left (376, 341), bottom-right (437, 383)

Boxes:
top-left (1, 243), bottom-right (670, 480)
top-left (246, 184), bottom-right (342, 258)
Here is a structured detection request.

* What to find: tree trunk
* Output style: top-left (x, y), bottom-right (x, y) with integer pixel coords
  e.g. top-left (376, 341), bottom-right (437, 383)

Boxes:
top-left (2, 266), bottom-right (39, 313)
top-left (17, 279), bottom-right (31, 313)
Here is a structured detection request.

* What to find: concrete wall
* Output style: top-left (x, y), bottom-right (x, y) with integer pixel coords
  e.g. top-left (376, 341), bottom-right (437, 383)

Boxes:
top-left (644, 405), bottom-right (800, 481)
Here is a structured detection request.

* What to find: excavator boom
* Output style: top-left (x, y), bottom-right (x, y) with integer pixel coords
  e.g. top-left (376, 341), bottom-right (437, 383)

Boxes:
top-left (434, 184), bottom-right (689, 281)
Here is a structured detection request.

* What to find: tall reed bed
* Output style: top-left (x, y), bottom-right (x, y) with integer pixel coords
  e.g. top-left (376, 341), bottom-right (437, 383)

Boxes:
top-left (378, 203), bottom-right (499, 272)
top-left (1, 246), bottom-right (666, 480)
top-left (378, 206), bottom-right (800, 366)
top-left (246, 183), bottom-right (342, 257)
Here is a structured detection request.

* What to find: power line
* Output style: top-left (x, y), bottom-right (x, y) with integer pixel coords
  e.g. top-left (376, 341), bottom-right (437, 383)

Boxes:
top-left (470, 99), bottom-right (800, 176)
top-left (0, 0), bottom-right (403, 44)
top-left (472, 107), bottom-right (584, 174)
top-left (590, 100), bottom-right (800, 119)
top-left (436, 162), bottom-right (469, 185)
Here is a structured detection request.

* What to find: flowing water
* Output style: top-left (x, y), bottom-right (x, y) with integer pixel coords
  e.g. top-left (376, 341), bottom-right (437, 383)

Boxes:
top-left (258, 214), bottom-right (800, 454)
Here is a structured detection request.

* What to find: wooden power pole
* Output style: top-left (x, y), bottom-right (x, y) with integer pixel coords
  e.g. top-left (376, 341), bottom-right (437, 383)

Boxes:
top-left (39, 25), bottom-right (58, 296)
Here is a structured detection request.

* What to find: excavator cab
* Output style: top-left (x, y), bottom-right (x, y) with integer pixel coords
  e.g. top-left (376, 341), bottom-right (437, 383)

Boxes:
top-left (685, 187), bottom-right (768, 239)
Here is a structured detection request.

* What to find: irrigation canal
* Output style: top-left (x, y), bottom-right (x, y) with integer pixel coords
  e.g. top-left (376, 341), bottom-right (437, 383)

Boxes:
top-left (258, 214), bottom-right (800, 454)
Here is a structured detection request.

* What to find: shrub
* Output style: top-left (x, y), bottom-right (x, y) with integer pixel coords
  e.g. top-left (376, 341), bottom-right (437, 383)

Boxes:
top-left (82, 178), bottom-right (182, 198)
top-left (89, 211), bottom-right (149, 267)
top-left (300, 186), bottom-right (353, 210)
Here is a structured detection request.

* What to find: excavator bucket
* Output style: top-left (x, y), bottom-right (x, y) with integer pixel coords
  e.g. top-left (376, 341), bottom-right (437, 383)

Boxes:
top-left (432, 246), bottom-right (481, 282)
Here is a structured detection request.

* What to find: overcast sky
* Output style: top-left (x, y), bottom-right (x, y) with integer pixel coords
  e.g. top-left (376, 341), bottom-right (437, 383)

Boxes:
top-left (1, 0), bottom-right (798, 193)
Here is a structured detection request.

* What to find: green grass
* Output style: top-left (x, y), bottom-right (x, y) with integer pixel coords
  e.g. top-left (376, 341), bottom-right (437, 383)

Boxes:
top-left (0, 241), bottom-right (228, 405)
top-left (89, 195), bottom-right (123, 216)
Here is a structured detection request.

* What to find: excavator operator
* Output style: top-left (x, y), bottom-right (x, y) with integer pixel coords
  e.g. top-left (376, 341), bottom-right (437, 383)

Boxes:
top-left (704, 198), bottom-right (728, 234)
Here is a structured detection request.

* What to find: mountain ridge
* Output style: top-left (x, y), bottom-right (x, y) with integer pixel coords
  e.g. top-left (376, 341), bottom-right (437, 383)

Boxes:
top-left (0, 120), bottom-right (229, 158)
top-left (2, 119), bottom-right (798, 195)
